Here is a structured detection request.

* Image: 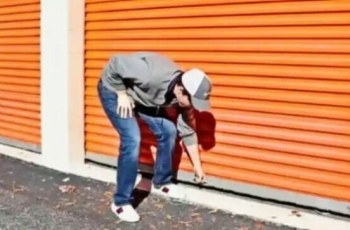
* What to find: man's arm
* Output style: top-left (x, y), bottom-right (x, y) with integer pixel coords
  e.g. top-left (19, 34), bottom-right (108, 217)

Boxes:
top-left (177, 107), bottom-right (206, 182)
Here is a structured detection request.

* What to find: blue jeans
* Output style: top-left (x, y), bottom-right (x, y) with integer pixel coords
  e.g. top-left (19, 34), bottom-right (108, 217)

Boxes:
top-left (97, 80), bottom-right (176, 206)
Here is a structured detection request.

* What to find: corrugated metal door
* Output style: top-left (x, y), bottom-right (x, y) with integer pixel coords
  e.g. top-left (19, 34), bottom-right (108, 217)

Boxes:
top-left (0, 0), bottom-right (41, 151)
top-left (85, 0), bottom-right (350, 204)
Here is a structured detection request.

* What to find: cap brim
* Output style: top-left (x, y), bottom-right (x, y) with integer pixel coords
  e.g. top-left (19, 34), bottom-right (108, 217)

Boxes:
top-left (191, 96), bottom-right (210, 112)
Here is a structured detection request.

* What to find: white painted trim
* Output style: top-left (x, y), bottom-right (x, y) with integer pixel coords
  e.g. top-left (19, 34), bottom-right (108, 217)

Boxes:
top-left (1, 144), bottom-right (349, 230)
top-left (40, 0), bottom-right (85, 173)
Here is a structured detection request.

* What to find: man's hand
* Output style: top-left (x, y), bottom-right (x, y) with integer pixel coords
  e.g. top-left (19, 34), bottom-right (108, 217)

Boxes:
top-left (116, 91), bottom-right (135, 118)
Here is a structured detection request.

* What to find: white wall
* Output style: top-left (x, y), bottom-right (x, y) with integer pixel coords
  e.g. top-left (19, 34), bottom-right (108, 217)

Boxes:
top-left (41, 0), bottom-right (85, 172)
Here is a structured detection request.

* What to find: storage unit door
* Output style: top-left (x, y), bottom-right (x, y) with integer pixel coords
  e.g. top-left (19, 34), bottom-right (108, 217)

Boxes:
top-left (0, 0), bottom-right (41, 152)
top-left (85, 0), bottom-right (350, 208)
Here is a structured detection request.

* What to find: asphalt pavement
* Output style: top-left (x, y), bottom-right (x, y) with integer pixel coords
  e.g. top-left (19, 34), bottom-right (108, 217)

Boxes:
top-left (0, 154), bottom-right (298, 230)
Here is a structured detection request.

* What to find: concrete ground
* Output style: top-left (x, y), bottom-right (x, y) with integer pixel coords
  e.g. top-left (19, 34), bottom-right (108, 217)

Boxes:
top-left (0, 154), bottom-right (298, 230)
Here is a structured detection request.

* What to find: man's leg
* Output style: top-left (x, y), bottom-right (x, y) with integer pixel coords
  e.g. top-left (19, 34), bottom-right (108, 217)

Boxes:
top-left (138, 111), bottom-right (176, 187)
top-left (97, 80), bottom-right (140, 206)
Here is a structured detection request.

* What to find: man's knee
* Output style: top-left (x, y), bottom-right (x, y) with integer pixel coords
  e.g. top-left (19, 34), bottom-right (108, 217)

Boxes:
top-left (120, 133), bottom-right (141, 152)
top-left (161, 121), bottom-right (177, 140)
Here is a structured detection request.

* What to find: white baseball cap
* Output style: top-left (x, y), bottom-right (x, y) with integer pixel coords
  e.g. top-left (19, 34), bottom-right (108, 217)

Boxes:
top-left (182, 68), bottom-right (212, 111)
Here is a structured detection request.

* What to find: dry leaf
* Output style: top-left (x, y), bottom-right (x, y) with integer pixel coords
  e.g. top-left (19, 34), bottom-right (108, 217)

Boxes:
top-left (59, 185), bottom-right (76, 193)
top-left (64, 200), bottom-right (76, 207)
top-left (12, 184), bottom-right (26, 193)
top-left (104, 191), bottom-right (113, 199)
top-left (292, 210), bottom-right (302, 217)
top-left (167, 215), bottom-right (172, 220)
top-left (191, 213), bottom-right (200, 217)
top-left (155, 204), bottom-right (163, 209)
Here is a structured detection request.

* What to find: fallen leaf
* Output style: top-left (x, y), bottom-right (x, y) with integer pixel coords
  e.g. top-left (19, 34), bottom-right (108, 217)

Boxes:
top-left (59, 185), bottom-right (76, 193)
top-left (104, 191), bottom-right (113, 200)
top-left (155, 204), bottom-right (164, 209)
top-left (167, 215), bottom-right (172, 220)
top-left (292, 210), bottom-right (302, 217)
top-left (191, 213), bottom-right (200, 217)
top-left (64, 200), bottom-right (76, 207)
top-left (179, 221), bottom-right (191, 225)
top-left (12, 184), bottom-right (26, 193)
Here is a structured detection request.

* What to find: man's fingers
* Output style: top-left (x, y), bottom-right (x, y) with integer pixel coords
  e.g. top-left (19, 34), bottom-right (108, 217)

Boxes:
top-left (128, 105), bottom-right (133, 118)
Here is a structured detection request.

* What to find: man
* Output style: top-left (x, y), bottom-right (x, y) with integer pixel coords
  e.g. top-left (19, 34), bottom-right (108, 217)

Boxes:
top-left (98, 52), bottom-right (212, 222)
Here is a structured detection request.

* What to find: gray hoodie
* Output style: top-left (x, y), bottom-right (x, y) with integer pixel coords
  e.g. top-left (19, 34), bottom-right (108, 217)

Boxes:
top-left (101, 52), bottom-right (197, 146)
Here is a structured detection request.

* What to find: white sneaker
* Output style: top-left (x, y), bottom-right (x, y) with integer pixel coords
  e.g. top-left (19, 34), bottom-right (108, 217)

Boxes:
top-left (151, 183), bottom-right (186, 200)
top-left (111, 203), bottom-right (140, 223)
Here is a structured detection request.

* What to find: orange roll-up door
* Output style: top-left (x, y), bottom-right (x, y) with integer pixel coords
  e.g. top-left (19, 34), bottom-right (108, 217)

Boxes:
top-left (85, 0), bottom-right (350, 204)
top-left (0, 0), bottom-right (41, 151)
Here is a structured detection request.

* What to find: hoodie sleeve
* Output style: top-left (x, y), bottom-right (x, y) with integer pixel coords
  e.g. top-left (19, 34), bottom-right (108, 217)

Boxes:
top-left (177, 107), bottom-right (198, 146)
top-left (101, 53), bottom-right (150, 92)
top-left (101, 55), bottom-right (126, 91)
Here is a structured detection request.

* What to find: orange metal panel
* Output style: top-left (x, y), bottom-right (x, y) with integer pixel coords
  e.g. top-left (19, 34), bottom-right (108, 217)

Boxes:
top-left (86, 13), bottom-right (350, 30)
top-left (86, 51), bottom-right (350, 67)
top-left (86, 27), bottom-right (350, 40)
top-left (0, 12), bottom-right (39, 22)
top-left (0, 4), bottom-right (40, 16)
top-left (86, 0), bottom-right (288, 4)
top-left (86, 0), bottom-right (297, 13)
top-left (0, 91), bottom-right (40, 103)
top-left (0, 45), bottom-right (39, 53)
top-left (212, 86), bottom-right (350, 107)
top-left (85, 0), bottom-right (350, 202)
top-left (0, 113), bottom-right (40, 128)
top-left (0, 20), bottom-right (39, 29)
top-left (0, 120), bottom-right (40, 136)
top-left (87, 133), bottom-right (350, 187)
top-left (0, 106), bottom-right (39, 120)
top-left (0, 0), bottom-right (40, 8)
top-left (86, 1), bottom-right (350, 16)
top-left (85, 122), bottom-right (350, 162)
top-left (0, 99), bottom-right (40, 112)
top-left (0, 76), bottom-right (40, 85)
top-left (0, 54), bottom-right (40, 62)
top-left (0, 37), bottom-right (39, 45)
top-left (85, 105), bottom-right (350, 136)
top-left (86, 72), bottom-right (350, 93)
top-left (0, 129), bottom-right (40, 144)
top-left (0, 84), bottom-right (40, 94)
top-left (86, 39), bottom-right (350, 53)
top-left (85, 87), bottom-right (350, 120)
top-left (86, 60), bottom-right (350, 80)
top-left (0, 61), bottom-right (40, 70)
top-left (0, 28), bottom-right (40, 37)
top-left (86, 141), bottom-right (350, 201)
top-left (85, 119), bottom-right (350, 174)
top-left (0, 69), bottom-right (39, 78)
top-left (0, 2), bottom-right (41, 146)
